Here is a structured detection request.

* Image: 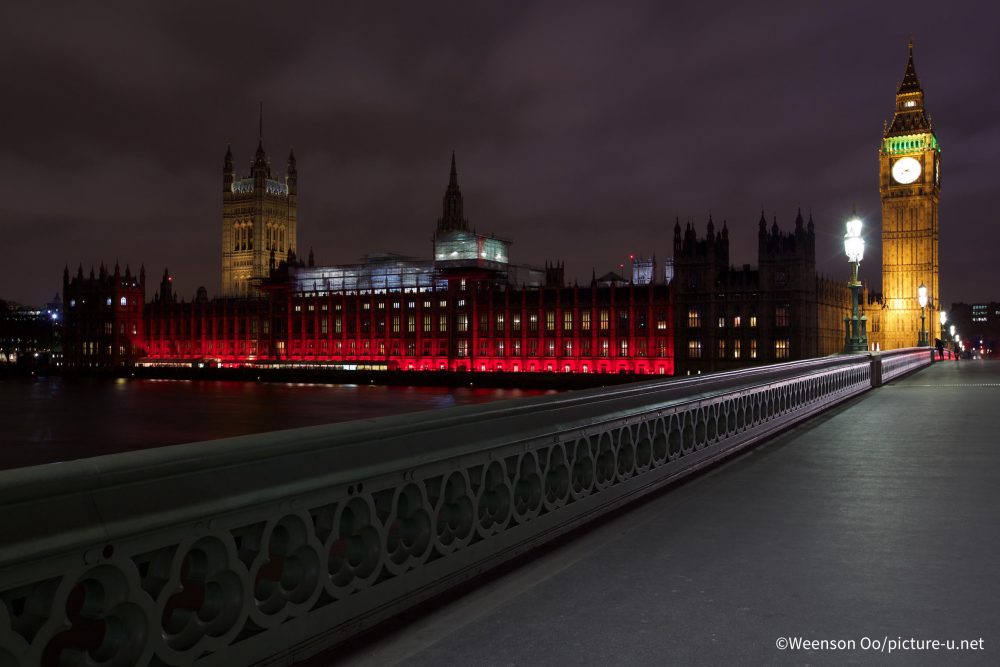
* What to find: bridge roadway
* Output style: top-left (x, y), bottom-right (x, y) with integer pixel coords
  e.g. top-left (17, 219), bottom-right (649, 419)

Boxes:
top-left (331, 360), bottom-right (999, 666)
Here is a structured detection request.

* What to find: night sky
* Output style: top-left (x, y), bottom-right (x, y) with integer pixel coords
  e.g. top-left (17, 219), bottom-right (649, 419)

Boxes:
top-left (3, 1), bottom-right (998, 306)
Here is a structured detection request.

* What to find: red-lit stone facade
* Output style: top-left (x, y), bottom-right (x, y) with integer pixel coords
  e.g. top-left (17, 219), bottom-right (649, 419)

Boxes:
top-left (140, 272), bottom-right (674, 375)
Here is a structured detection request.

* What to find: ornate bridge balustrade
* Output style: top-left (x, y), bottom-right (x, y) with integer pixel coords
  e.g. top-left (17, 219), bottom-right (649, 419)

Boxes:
top-left (0, 350), bottom-right (929, 666)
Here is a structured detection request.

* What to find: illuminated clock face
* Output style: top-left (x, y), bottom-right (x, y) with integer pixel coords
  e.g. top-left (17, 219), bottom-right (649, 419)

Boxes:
top-left (891, 156), bottom-right (922, 184)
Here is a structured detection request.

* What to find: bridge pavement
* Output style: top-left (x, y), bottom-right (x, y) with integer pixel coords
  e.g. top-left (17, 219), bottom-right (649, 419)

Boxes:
top-left (329, 359), bottom-right (999, 666)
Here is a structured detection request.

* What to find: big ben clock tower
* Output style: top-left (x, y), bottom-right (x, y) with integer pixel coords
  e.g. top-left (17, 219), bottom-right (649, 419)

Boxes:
top-left (879, 40), bottom-right (941, 349)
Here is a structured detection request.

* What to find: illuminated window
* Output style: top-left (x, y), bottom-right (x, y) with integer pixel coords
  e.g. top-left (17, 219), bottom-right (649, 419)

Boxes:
top-left (733, 339), bottom-right (741, 358)
top-left (378, 302), bottom-right (385, 310)
top-left (687, 309), bottom-right (701, 328)
top-left (294, 304), bottom-right (302, 312)
top-left (563, 312), bottom-right (573, 330)
top-left (457, 299), bottom-right (466, 307)
top-left (457, 314), bottom-right (469, 332)
top-left (904, 100), bottom-right (916, 108)
top-left (564, 339), bottom-right (573, 356)
top-left (393, 302), bottom-right (400, 309)
top-left (439, 315), bottom-right (448, 332)
top-left (423, 300), bottom-right (431, 308)
top-left (497, 340), bottom-right (506, 356)
top-left (688, 340), bottom-right (702, 359)
top-left (335, 317), bottom-right (342, 333)
top-left (619, 340), bottom-right (629, 356)
top-left (513, 340), bottom-right (521, 355)
top-left (460, 279), bottom-right (466, 290)
top-left (599, 309), bottom-right (609, 331)
top-left (321, 318), bottom-right (328, 335)
top-left (512, 314), bottom-right (522, 332)
top-left (718, 316), bottom-right (725, 328)
top-left (407, 316), bottom-right (415, 333)
top-left (529, 313), bottom-right (538, 332)
top-left (408, 301), bottom-right (415, 309)
top-left (363, 303), bottom-right (370, 311)
top-left (392, 316), bottom-right (400, 333)
top-left (546, 311), bottom-right (555, 331)
top-left (775, 306), bottom-right (789, 327)
top-left (104, 322), bottom-right (113, 335)
top-left (439, 300), bottom-right (447, 308)
top-left (307, 304), bottom-right (315, 312)
top-left (457, 340), bottom-right (469, 357)
top-left (600, 339), bottom-right (610, 357)
top-left (423, 316), bottom-right (431, 333)
top-left (717, 339), bottom-right (726, 358)
top-left (750, 339), bottom-right (757, 358)
top-left (775, 339), bottom-right (790, 359)
top-left (582, 311), bottom-right (591, 330)
top-left (546, 340), bottom-right (556, 356)
top-left (656, 312), bottom-right (667, 330)
top-left (750, 314), bottom-right (758, 328)
top-left (733, 315), bottom-right (742, 328)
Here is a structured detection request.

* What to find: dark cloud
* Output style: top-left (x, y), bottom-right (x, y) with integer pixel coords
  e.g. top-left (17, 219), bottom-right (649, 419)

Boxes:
top-left (1, 0), bottom-right (997, 305)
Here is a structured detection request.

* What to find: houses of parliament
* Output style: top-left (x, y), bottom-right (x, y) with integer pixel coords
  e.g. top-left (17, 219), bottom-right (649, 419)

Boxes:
top-left (61, 43), bottom-right (940, 375)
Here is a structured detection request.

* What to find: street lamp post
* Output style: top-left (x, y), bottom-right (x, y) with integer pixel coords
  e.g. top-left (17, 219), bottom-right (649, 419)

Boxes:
top-left (843, 216), bottom-right (868, 353)
top-left (917, 282), bottom-right (929, 347)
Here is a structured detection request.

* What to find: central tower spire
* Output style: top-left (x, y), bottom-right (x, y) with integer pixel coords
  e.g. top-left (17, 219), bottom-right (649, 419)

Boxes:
top-left (437, 151), bottom-right (468, 234)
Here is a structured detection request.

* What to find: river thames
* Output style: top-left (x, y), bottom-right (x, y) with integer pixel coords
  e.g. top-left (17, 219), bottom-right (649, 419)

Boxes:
top-left (0, 376), bottom-right (549, 470)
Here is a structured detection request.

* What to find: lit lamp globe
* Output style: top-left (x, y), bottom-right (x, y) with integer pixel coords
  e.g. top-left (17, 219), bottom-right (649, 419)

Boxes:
top-left (949, 324), bottom-right (956, 337)
top-left (940, 310), bottom-right (947, 327)
top-left (844, 218), bottom-right (864, 264)
top-left (918, 283), bottom-right (928, 308)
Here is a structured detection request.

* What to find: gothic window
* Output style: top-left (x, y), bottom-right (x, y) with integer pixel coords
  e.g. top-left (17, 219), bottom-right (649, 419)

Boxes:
top-left (775, 305), bottom-right (790, 327)
top-left (495, 313), bottom-right (505, 332)
top-left (563, 312), bottom-right (573, 330)
top-left (733, 339), bottom-right (741, 358)
top-left (717, 339), bottom-right (726, 358)
top-left (599, 309), bottom-right (609, 331)
top-left (688, 340), bottom-right (702, 359)
top-left (582, 311), bottom-right (591, 330)
top-left (546, 311), bottom-right (555, 331)
top-left (687, 309), bottom-right (701, 328)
